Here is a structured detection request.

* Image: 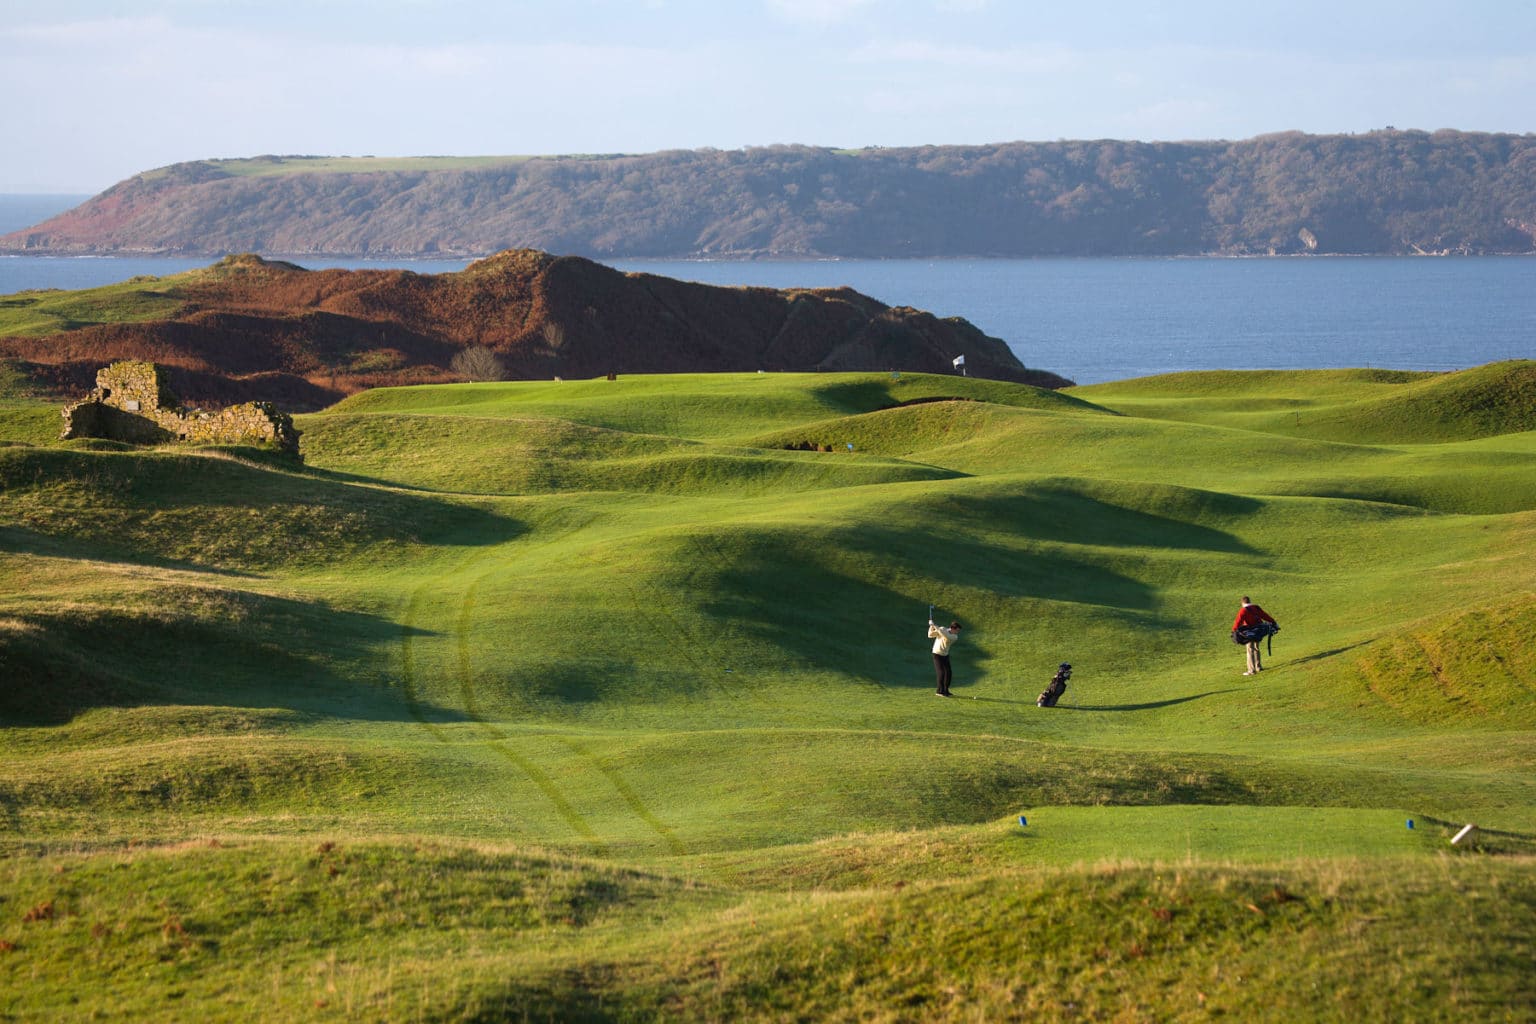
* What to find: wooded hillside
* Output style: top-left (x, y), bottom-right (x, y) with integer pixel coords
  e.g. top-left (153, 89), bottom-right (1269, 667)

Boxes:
top-left (5, 130), bottom-right (1535, 258)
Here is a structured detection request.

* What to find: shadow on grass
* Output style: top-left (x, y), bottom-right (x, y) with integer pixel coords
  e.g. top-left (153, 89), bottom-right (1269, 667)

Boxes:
top-left (1287, 641), bottom-right (1375, 666)
top-left (894, 484), bottom-right (1261, 555)
top-left (0, 444), bottom-right (526, 573)
top-left (295, 463), bottom-right (445, 493)
top-left (699, 526), bottom-right (1177, 691)
top-left (1413, 816), bottom-right (1536, 856)
top-left (1061, 690), bottom-right (1235, 712)
top-left (458, 974), bottom-right (620, 1024)
top-left (0, 524), bottom-right (261, 577)
top-left (0, 590), bottom-right (467, 728)
top-left (841, 524), bottom-right (1163, 606)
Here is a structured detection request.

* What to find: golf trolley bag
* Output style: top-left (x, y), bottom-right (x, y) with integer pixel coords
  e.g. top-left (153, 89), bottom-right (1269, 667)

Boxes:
top-left (1037, 663), bottom-right (1071, 708)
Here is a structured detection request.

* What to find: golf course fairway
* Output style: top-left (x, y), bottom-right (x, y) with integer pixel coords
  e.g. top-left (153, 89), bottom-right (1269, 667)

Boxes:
top-left (2, 365), bottom-right (1533, 1021)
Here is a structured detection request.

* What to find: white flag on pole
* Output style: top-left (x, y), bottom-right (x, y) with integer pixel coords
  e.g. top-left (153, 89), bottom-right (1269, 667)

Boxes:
top-left (952, 354), bottom-right (965, 368)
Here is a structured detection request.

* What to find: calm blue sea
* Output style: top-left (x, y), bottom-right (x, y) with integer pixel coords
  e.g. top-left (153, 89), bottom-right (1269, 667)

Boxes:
top-left (3, 195), bottom-right (1532, 385)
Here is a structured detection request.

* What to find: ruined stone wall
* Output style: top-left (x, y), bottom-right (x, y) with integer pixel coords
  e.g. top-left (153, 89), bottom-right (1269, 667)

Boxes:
top-left (176, 402), bottom-right (298, 450)
top-left (61, 361), bottom-right (301, 458)
top-left (90, 360), bottom-right (175, 416)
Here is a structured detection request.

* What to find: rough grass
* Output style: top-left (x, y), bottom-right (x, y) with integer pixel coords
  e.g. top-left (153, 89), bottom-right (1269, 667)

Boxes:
top-left (2, 366), bottom-right (1535, 1019)
top-left (0, 445), bottom-right (520, 570)
top-left (1347, 595), bottom-right (1536, 726)
top-left (1, 838), bottom-right (1530, 1023)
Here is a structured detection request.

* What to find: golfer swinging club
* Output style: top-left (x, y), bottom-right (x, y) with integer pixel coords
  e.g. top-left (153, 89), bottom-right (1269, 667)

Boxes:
top-left (928, 616), bottom-right (962, 697)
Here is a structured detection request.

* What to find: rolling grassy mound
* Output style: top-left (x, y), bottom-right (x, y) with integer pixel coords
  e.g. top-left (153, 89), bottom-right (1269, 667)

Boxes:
top-left (0, 445), bottom-right (520, 570)
top-left (2, 366), bottom-right (1534, 1021)
top-left (1073, 360), bottom-right (1536, 443)
top-left (1302, 359), bottom-right (1536, 442)
top-left (1348, 595), bottom-right (1536, 726)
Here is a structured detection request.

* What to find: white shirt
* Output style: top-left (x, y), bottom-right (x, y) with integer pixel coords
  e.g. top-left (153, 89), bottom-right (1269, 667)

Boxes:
top-left (928, 623), bottom-right (959, 655)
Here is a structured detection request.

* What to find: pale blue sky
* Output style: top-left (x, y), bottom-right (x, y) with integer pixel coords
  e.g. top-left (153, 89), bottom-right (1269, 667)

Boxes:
top-left (3, 0), bottom-right (1533, 193)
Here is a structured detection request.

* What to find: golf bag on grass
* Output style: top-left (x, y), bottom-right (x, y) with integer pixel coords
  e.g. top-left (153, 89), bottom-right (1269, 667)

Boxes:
top-left (1037, 663), bottom-right (1071, 708)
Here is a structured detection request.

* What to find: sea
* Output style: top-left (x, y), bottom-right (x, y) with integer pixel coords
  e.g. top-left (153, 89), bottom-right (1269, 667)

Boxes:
top-left (3, 194), bottom-right (1532, 385)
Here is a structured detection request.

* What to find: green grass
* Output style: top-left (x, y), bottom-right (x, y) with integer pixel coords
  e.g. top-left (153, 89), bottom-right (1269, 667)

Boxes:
top-left (0, 279), bottom-right (186, 338)
top-left (0, 392), bottom-right (59, 447)
top-left (1072, 360), bottom-right (1536, 443)
top-left (2, 366), bottom-right (1534, 1020)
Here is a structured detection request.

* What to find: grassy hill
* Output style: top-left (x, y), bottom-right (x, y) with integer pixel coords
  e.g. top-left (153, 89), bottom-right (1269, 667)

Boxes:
top-left (1, 366), bottom-right (1533, 1020)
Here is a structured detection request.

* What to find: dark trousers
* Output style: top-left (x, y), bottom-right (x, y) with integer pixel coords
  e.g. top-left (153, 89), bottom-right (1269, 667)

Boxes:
top-left (933, 653), bottom-right (953, 694)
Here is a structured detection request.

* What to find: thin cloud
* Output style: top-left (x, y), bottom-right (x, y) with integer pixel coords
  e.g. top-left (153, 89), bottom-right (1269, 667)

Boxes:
top-left (764, 0), bottom-right (877, 25)
top-left (849, 38), bottom-right (1079, 73)
top-left (4, 6), bottom-right (1534, 191)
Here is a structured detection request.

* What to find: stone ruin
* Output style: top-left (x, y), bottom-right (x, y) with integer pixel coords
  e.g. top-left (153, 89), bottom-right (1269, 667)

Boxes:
top-left (60, 361), bottom-right (302, 459)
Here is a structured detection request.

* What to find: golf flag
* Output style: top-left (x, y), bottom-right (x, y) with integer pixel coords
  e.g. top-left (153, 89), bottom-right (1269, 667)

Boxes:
top-left (952, 354), bottom-right (965, 368)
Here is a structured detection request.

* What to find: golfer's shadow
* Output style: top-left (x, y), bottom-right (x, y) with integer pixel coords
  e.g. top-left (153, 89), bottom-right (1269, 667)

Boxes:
top-left (1287, 641), bottom-right (1372, 666)
top-left (1060, 689), bottom-right (1234, 712)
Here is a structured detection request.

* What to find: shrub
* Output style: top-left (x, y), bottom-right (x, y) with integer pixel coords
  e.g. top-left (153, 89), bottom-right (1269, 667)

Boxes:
top-left (450, 346), bottom-right (506, 382)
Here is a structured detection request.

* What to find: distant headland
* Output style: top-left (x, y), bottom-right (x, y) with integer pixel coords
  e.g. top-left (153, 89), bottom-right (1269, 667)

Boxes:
top-left (4, 130), bottom-right (1535, 260)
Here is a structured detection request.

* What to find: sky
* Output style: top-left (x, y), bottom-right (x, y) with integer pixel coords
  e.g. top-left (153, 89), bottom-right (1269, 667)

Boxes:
top-left (2, 0), bottom-right (1533, 194)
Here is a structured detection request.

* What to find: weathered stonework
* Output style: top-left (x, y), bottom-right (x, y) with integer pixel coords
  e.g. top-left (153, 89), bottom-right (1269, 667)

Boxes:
top-left (61, 361), bottom-right (301, 459)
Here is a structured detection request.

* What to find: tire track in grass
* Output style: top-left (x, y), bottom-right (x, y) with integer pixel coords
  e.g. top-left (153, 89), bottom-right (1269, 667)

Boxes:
top-left (559, 735), bottom-right (687, 856)
top-left (677, 528), bottom-right (793, 701)
top-left (398, 585), bottom-right (450, 742)
top-left (454, 570), bottom-right (684, 854)
top-left (686, 530), bottom-right (759, 670)
top-left (618, 572), bottom-right (715, 679)
top-left (616, 528), bottom-right (739, 683)
top-left (452, 576), bottom-right (603, 847)
top-left (401, 566), bottom-right (602, 849)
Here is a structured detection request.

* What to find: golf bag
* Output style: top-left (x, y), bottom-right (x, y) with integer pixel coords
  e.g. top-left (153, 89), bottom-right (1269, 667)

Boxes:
top-left (1231, 621), bottom-right (1280, 656)
top-left (1037, 663), bottom-right (1071, 708)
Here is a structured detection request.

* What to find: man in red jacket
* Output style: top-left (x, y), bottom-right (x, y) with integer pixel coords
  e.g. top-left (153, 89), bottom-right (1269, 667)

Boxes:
top-left (1232, 597), bottom-right (1278, 676)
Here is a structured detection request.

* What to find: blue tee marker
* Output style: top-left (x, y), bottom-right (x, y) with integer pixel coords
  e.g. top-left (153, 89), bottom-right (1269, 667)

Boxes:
top-left (1018, 815), bottom-right (1028, 827)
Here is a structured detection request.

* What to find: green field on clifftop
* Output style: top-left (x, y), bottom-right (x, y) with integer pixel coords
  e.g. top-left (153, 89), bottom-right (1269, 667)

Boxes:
top-left (2, 365), bottom-right (1534, 1021)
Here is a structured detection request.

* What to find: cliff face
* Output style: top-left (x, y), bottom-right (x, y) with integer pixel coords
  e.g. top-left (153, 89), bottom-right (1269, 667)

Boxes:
top-left (7, 131), bottom-right (1536, 259)
top-left (1, 251), bottom-right (1067, 407)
